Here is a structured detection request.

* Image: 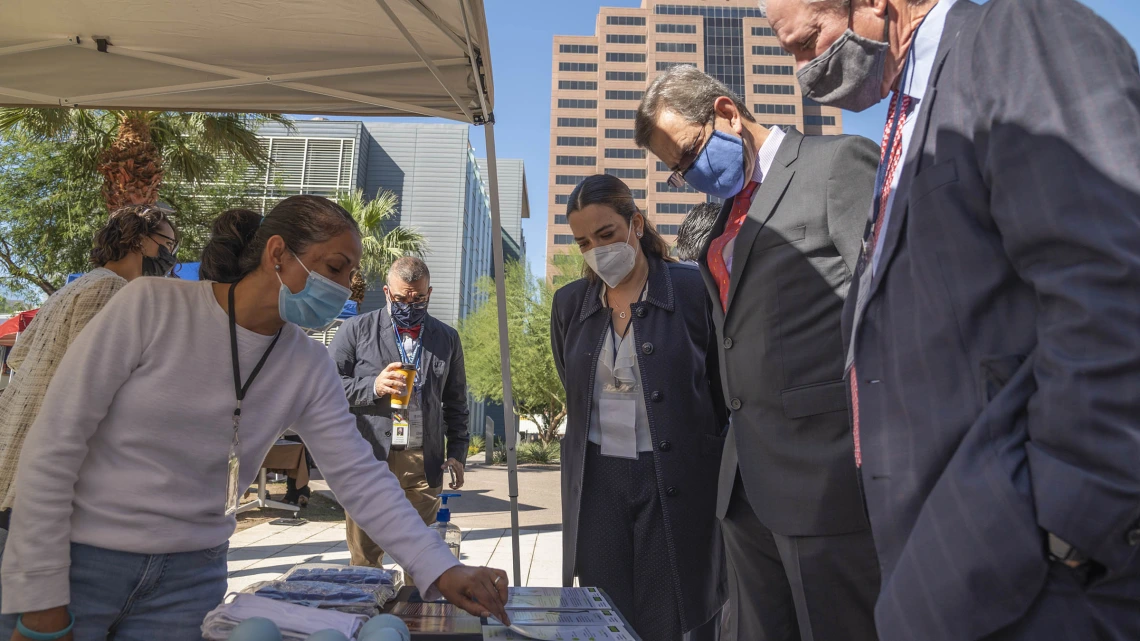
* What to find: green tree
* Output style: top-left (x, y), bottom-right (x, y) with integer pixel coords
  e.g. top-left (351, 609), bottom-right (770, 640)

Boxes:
top-left (550, 251), bottom-right (585, 289)
top-left (0, 109), bottom-right (289, 211)
top-left (459, 261), bottom-right (566, 444)
top-left (336, 189), bottom-right (427, 304)
top-left (0, 130), bottom-right (267, 297)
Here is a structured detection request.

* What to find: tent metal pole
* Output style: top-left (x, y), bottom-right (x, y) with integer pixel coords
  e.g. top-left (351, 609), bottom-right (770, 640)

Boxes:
top-left (482, 121), bottom-right (522, 587)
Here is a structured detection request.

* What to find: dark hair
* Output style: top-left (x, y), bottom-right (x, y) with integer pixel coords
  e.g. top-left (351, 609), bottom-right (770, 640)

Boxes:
top-left (90, 204), bottom-right (179, 267)
top-left (389, 256), bottom-right (430, 284)
top-left (566, 174), bottom-right (674, 282)
top-left (199, 195), bottom-right (359, 283)
top-left (635, 65), bottom-right (755, 150)
top-left (674, 202), bottom-right (722, 262)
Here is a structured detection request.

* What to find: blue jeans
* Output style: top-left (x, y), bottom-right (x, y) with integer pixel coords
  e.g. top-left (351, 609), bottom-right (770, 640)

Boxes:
top-left (1, 541), bottom-right (228, 641)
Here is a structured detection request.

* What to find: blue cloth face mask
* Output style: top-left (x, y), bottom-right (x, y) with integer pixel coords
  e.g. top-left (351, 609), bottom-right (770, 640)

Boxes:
top-left (683, 129), bottom-right (748, 199)
top-left (277, 252), bottom-right (351, 329)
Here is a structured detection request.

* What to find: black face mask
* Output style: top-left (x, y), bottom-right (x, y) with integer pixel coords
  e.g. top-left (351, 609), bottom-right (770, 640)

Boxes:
top-left (142, 245), bottom-right (177, 277)
top-left (389, 299), bottom-right (429, 328)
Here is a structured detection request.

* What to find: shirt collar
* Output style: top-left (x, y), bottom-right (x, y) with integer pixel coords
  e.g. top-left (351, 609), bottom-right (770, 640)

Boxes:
top-left (903, 0), bottom-right (957, 101)
top-left (751, 125), bottom-right (786, 184)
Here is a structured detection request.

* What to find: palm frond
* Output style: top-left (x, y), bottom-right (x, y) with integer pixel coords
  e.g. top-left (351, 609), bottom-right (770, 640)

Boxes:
top-left (0, 108), bottom-right (76, 138)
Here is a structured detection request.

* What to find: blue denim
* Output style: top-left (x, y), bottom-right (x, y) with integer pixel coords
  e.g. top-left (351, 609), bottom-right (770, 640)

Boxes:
top-left (0, 541), bottom-right (228, 641)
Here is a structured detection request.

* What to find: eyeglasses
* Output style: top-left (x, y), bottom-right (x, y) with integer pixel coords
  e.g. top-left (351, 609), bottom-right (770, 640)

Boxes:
top-left (150, 231), bottom-right (178, 253)
top-left (389, 293), bottom-right (430, 308)
top-left (667, 116), bottom-right (716, 188)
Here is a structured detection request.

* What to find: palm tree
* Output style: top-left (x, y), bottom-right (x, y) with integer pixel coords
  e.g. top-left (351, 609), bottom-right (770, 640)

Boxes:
top-left (336, 189), bottom-right (427, 304)
top-left (0, 109), bottom-right (290, 211)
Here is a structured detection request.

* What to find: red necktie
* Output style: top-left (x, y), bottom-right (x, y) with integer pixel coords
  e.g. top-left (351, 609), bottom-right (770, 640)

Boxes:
top-left (850, 91), bottom-right (912, 468)
top-left (707, 181), bottom-right (760, 312)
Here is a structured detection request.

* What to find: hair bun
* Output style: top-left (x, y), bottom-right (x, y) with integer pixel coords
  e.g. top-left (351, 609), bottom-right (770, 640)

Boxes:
top-left (199, 208), bottom-right (262, 283)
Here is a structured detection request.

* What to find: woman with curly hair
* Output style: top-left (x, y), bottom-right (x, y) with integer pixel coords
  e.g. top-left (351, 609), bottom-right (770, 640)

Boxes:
top-left (0, 204), bottom-right (179, 532)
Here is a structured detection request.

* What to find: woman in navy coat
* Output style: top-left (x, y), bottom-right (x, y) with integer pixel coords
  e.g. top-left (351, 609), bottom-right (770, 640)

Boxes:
top-left (551, 174), bottom-right (728, 641)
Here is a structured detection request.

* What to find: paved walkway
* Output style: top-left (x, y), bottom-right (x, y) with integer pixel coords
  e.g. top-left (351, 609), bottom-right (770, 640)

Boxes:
top-left (226, 462), bottom-right (564, 593)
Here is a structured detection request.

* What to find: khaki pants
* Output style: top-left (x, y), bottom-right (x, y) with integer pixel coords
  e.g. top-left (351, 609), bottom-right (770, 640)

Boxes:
top-left (345, 448), bottom-right (441, 567)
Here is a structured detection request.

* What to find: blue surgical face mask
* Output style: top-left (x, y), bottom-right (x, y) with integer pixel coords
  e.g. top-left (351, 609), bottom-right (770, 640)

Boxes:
top-left (277, 252), bottom-right (351, 329)
top-left (683, 129), bottom-right (748, 199)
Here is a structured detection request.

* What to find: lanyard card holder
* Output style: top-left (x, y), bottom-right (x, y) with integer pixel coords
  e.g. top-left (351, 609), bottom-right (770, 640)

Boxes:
top-left (598, 384), bottom-right (639, 460)
top-left (392, 411), bottom-right (410, 448)
top-left (224, 411), bottom-right (242, 516)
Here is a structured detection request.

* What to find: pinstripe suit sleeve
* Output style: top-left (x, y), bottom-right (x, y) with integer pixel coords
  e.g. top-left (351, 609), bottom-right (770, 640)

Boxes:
top-left (975, 0), bottom-right (1140, 569)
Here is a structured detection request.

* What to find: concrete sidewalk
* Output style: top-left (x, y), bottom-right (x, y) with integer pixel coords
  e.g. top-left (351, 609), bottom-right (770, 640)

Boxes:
top-left (226, 462), bottom-right (564, 593)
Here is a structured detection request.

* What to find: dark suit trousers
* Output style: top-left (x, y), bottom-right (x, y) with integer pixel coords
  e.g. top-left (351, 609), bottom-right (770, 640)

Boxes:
top-left (721, 474), bottom-right (879, 641)
top-left (983, 562), bottom-right (1140, 641)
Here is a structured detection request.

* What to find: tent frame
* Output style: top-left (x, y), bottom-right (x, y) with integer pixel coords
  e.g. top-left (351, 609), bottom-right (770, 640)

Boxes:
top-left (0, 0), bottom-right (524, 585)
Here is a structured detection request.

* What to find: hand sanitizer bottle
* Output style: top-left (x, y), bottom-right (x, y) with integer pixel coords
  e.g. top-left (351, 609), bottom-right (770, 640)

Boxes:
top-left (429, 493), bottom-right (462, 559)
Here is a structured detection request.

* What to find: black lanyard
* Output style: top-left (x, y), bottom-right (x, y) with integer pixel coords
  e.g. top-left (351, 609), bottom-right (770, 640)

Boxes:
top-left (228, 282), bottom-right (282, 424)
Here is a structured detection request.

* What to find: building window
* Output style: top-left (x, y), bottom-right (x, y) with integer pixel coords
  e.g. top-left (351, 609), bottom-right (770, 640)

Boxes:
top-left (606, 71), bottom-right (647, 82)
top-left (657, 224), bottom-right (681, 235)
top-left (559, 62), bottom-right (598, 72)
top-left (753, 84), bottom-right (795, 95)
top-left (606, 90), bottom-right (644, 101)
top-left (558, 99), bottom-right (598, 109)
top-left (753, 64), bottom-right (795, 75)
top-left (702, 14), bottom-right (746, 100)
top-left (804, 115), bottom-right (837, 126)
top-left (607, 34), bottom-right (646, 44)
top-left (752, 45), bottom-right (789, 56)
top-left (606, 168), bottom-right (647, 179)
top-left (605, 129), bottom-right (636, 139)
top-left (555, 196), bottom-right (570, 206)
top-left (606, 52), bottom-right (647, 63)
top-left (556, 175), bottom-right (589, 185)
top-left (554, 214), bottom-right (569, 224)
top-left (557, 117), bottom-right (598, 128)
top-left (656, 161), bottom-right (671, 172)
top-left (605, 109), bottom-right (638, 119)
top-left (656, 42), bottom-right (698, 53)
top-left (605, 148), bottom-right (647, 159)
top-left (559, 80), bottom-right (598, 90)
top-left (657, 23), bottom-right (697, 34)
top-left (556, 155), bottom-right (597, 166)
top-left (557, 136), bottom-right (597, 146)
top-left (657, 181), bottom-right (697, 193)
top-left (606, 15), bottom-right (646, 26)
top-left (656, 202), bottom-right (694, 214)
top-left (751, 26), bottom-right (775, 37)
top-left (656, 61), bottom-right (694, 71)
top-left (753, 103), bottom-right (796, 114)
top-left (559, 44), bottom-right (598, 54)
top-left (630, 189), bottom-right (647, 199)
top-left (554, 234), bottom-right (576, 245)
top-left (802, 97), bottom-right (822, 107)
top-left (654, 5), bottom-right (762, 17)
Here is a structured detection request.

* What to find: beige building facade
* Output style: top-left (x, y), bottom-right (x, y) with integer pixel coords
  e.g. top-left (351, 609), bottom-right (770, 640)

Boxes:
top-left (547, 0), bottom-right (843, 283)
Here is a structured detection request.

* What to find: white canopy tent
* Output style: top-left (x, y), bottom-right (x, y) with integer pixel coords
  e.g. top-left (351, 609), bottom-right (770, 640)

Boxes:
top-left (0, 0), bottom-right (525, 584)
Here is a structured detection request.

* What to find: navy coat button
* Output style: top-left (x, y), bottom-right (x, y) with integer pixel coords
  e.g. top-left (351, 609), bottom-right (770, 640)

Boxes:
top-left (730, 398), bottom-right (742, 410)
top-left (651, 391), bottom-right (663, 402)
top-left (1128, 527), bottom-right (1140, 547)
top-left (642, 342), bottom-right (654, 355)
top-left (666, 486), bottom-right (679, 497)
top-left (636, 307), bottom-right (647, 318)
top-left (385, 431), bottom-right (392, 437)
top-left (723, 337), bottom-right (733, 349)
top-left (659, 440), bottom-right (672, 452)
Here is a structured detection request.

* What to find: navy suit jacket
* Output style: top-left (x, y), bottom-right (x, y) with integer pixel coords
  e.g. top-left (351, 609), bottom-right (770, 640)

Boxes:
top-left (843, 1), bottom-right (1140, 639)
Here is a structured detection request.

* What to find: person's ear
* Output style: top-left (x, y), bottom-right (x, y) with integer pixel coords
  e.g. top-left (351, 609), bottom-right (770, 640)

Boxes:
top-left (264, 235), bottom-right (287, 273)
top-left (713, 96), bottom-right (744, 135)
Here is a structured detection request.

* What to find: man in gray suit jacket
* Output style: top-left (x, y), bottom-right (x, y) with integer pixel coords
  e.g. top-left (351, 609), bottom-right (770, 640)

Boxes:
top-left (329, 257), bottom-right (470, 567)
top-left (636, 65), bottom-right (881, 641)
top-left (765, 0), bottom-right (1140, 639)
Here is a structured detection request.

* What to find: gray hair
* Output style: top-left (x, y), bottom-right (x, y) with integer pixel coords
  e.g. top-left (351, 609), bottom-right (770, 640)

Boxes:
top-left (388, 256), bottom-right (430, 285)
top-left (634, 65), bottom-right (755, 150)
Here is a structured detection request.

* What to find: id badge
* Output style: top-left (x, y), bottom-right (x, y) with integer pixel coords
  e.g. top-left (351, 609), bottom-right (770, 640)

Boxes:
top-left (598, 390), bottom-right (638, 459)
top-left (224, 428), bottom-right (241, 516)
top-left (392, 416), bottom-right (410, 447)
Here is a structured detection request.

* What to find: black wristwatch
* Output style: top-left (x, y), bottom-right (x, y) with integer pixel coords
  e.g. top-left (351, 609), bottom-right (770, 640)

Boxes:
top-left (1047, 532), bottom-right (1089, 565)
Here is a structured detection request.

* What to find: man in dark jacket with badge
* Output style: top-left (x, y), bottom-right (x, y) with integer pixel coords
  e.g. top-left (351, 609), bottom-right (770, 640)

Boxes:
top-left (329, 256), bottom-right (470, 567)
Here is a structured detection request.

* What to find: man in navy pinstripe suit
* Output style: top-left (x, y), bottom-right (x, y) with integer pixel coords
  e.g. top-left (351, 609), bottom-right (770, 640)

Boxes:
top-left (765, 0), bottom-right (1140, 639)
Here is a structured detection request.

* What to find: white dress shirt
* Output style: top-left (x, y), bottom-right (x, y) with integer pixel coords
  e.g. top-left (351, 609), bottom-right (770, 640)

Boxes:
top-left (724, 125), bottom-right (787, 273)
top-left (870, 0), bottom-right (958, 276)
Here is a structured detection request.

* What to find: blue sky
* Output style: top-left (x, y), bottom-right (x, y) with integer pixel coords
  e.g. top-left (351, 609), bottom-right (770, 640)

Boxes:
top-left (465, 0), bottom-right (1140, 278)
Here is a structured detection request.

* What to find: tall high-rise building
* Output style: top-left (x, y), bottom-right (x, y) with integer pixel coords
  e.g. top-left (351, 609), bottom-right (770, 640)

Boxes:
top-left (547, 0), bottom-right (842, 284)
